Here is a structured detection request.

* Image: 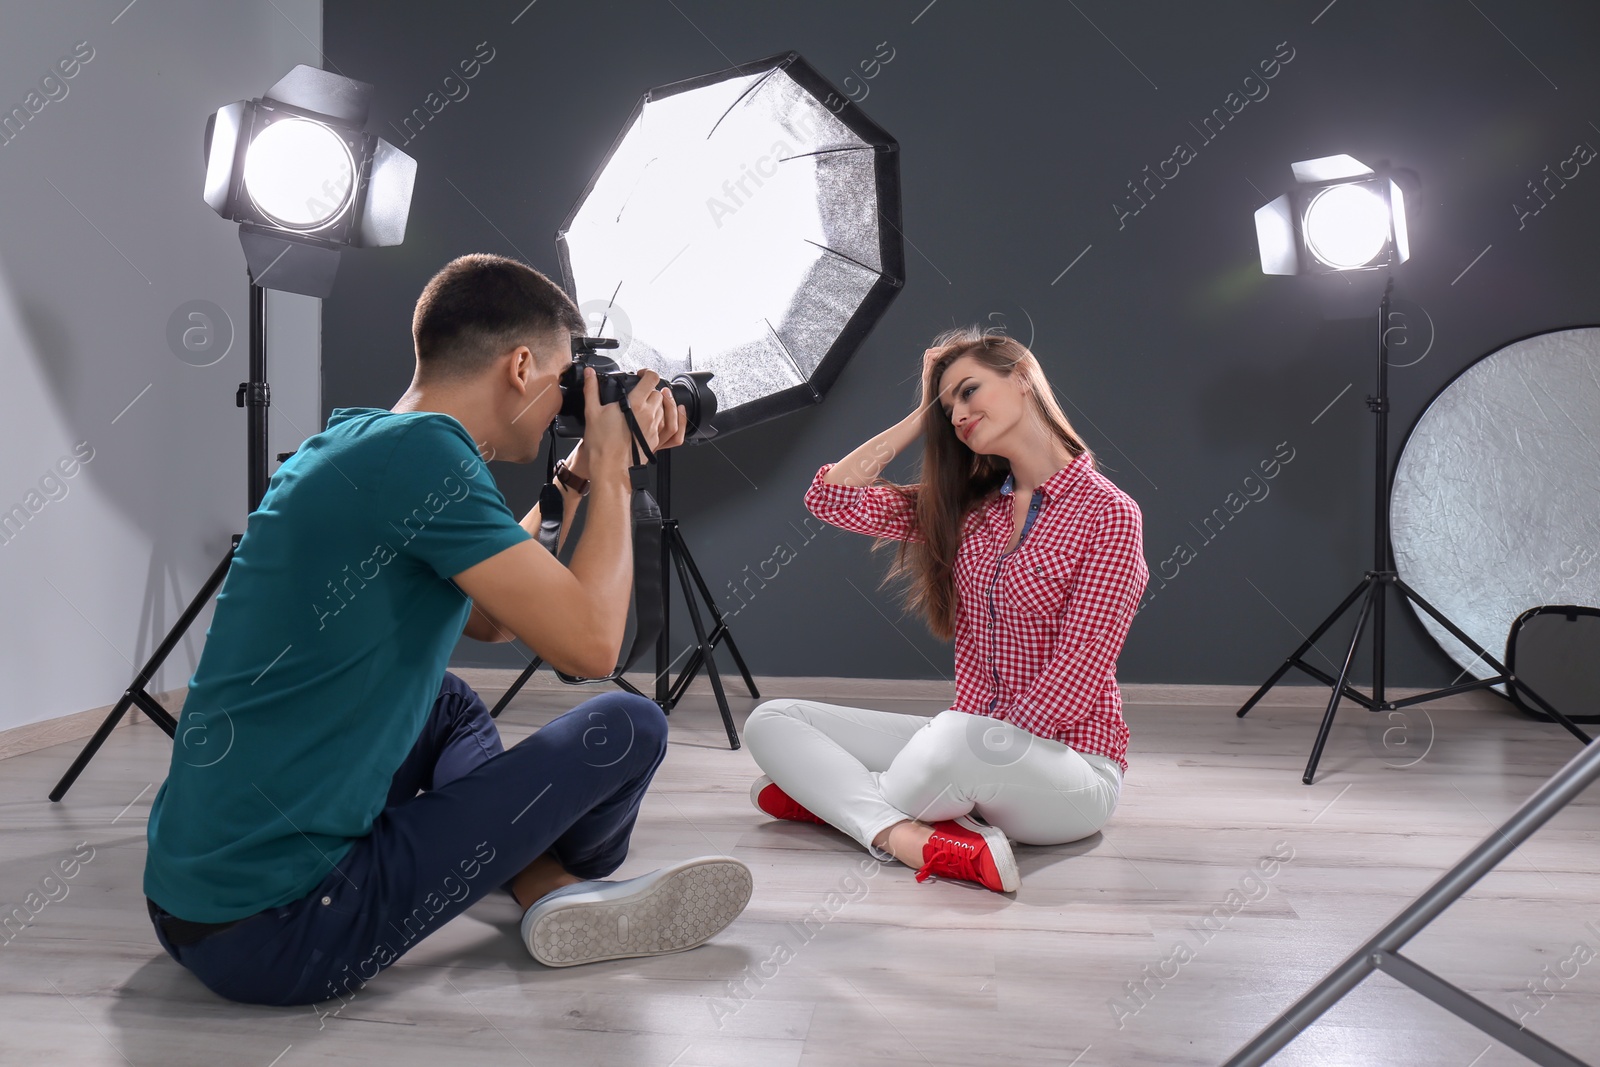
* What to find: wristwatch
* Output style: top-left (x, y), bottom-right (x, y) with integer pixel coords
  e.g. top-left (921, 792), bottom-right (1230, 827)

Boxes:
top-left (553, 458), bottom-right (590, 497)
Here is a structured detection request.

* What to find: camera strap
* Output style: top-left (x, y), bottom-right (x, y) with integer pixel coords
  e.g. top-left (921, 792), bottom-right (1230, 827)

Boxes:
top-left (535, 445), bottom-right (564, 556)
top-left (620, 401), bottom-right (658, 468)
top-left (621, 469), bottom-right (665, 673)
top-left (614, 403), bottom-right (664, 673)
top-left (538, 432), bottom-right (667, 685)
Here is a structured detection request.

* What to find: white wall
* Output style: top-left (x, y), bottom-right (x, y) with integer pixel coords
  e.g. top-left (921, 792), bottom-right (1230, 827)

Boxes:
top-left (0, 0), bottom-right (322, 732)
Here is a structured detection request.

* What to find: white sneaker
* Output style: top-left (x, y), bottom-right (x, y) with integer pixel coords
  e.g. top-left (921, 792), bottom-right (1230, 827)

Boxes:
top-left (520, 856), bottom-right (753, 967)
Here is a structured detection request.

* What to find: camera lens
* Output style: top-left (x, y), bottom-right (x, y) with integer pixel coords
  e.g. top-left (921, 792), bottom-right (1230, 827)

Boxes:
top-left (668, 371), bottom-right (718, 439)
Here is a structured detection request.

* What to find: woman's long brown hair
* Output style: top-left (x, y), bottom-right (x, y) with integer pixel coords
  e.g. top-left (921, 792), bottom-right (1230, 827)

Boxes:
top-left (870, 327), bottom-right (1095, 641)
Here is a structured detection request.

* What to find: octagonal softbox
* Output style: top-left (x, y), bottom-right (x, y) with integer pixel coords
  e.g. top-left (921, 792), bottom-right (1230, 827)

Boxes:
top-left (557, 51), bottom-right (904, 438)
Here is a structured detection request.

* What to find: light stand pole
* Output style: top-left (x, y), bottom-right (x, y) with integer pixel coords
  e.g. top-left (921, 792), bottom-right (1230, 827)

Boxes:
top-left (1235, 277), bottom-right (1592, 783)
top-left (50, 277), bottom-right (273, 801)
top-left (48, 64), bottom-right (414, 802)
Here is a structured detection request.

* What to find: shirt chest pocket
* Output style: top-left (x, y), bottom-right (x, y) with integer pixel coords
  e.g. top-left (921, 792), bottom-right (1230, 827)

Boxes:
top-left (1002, 553), bottom-right (1076, 617)
top-left (953, 538), bottom-right (990, 603)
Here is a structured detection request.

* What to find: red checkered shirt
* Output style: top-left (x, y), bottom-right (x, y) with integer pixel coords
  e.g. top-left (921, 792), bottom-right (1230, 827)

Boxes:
top-left (804, 453), bottom-right (1148, 772)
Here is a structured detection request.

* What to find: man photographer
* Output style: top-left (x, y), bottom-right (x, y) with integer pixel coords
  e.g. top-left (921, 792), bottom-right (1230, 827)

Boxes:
top-left (143, 253), bottom-right (752, 1007)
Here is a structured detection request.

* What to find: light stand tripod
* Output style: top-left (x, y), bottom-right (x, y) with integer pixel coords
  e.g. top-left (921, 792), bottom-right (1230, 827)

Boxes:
top-left (485, 448), bottom-right (758, 750)
top-left (50, 279), bottom-right (276, 802)
top-left (1236, 276), bottom-right (1592, 784)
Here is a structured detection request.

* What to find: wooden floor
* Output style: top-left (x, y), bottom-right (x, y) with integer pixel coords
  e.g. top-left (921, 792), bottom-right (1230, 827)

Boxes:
top-left (1, 675), bottom-right (1597, 1067)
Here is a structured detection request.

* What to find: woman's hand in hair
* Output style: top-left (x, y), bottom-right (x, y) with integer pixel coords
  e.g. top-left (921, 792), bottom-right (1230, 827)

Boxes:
top-left (921, 343), bottom-right (964, 417)
top-left (922, 344), bottom-right (952, 385)
top-left (821, 346), bottom-right (948, 488)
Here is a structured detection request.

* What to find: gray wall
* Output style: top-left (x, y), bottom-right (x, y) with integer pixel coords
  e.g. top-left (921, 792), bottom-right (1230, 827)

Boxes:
top-left (322, 0), bottom-right (1600, 688)
top-left (0, 0), bottom-right (321, 731)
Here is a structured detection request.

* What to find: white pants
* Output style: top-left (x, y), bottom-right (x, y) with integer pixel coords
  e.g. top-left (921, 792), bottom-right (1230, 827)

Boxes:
top-left (743, 699), bottom-right (1122, 854)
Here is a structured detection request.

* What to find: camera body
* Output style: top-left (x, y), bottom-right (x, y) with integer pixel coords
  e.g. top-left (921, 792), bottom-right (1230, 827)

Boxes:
top-left (552, 336), bottom-right (719, 443)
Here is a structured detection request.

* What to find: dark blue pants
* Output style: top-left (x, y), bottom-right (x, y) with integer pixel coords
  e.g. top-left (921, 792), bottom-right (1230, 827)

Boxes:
top-left (147, 672), bottom-right (670, 1006)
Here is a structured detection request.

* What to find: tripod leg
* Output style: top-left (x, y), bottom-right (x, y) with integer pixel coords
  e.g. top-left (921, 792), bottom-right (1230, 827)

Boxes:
top-left (671, 540), bottom-right (740, 750)
top-left (130, 690), bottom-right (179, 735)
top-left (672, 529), bottom-right (760, 699)
top-left (1371, 574), bottom-right (1387, 711)
top-left (488, 656), bottom-right (544, 719)
top-left (1225, 722), bottom-right (1600, 1066)
top-left (1239, 575), bottom-right (1372, 718)
top-left (1506, 677), bottom-right (1594, 745)
top-left (1394, 578), bottom-right (1593, 745)
top-left (49, 688), bottom-right (179, 804)
top-left (1304, 584), bottom-right (1376, 785)
top-left (654, 551), bottom-right (673, 709)
top-left (50, 542), bottom-right (238, 802)
top-left (668, 645), bottom-right (706, 709)
top-left (661, 535), bottom-right (707, 708)
top-left (660, 524), bottom-right (760, 709)
top-left (48, 694), bottom-right (138, 803)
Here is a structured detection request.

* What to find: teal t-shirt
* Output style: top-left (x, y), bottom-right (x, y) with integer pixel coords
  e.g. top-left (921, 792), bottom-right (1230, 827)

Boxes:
top-left (144, 408), bottom-right (531, 922)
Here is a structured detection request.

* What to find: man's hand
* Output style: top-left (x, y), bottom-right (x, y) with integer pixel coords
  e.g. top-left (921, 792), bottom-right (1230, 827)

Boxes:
top-left (620, 369), bottom-right (688, 456)
top-left (579, 367), bottom-right (635, 479)
top-left (636, 375), bottom-right (688, 453)
top-left (582, 368), bottom-right (690, 476)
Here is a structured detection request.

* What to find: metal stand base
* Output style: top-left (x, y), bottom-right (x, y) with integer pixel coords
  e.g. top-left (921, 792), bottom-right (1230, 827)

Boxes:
top-left (487, 519), bottom-right (758, 750)
top-left (50, 281), bottom-right (272, 802)
top-left (1224, 729), bottom-right (1599, 1067)
top-left (46, 546), bottom-right (231, 801)
top-left (1236, 276), bottom-right (1591, 783)
top-left (1238, 568), bottom-right (1592, 784)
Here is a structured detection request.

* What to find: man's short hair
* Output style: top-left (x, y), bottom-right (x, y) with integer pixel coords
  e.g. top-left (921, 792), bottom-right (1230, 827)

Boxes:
top-left (412, 254), bottom-right (585, 381)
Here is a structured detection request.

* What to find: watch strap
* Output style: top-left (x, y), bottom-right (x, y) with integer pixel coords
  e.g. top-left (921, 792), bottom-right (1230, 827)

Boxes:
top-left (553, 458), bottom-right (589, 496)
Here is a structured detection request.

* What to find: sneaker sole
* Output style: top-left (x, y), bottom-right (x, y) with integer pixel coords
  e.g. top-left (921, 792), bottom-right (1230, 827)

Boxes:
top-left (522, 857), bottom-right (753, 968)
top-left (955, 815), bottom-right (1021, 892)
top-left (749, 775), bottom-right (776, 818)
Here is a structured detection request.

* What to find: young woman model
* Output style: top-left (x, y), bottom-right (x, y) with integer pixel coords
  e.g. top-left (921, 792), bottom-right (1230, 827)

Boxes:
top-left (743, 327), bottom-right (1149, 893)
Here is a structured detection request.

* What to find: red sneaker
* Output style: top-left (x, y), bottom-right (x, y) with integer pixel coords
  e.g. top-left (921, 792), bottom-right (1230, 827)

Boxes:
top-left (749, 776), bottom-right (828, 825)
top-left (915, 815), bottom-right (1019, 893)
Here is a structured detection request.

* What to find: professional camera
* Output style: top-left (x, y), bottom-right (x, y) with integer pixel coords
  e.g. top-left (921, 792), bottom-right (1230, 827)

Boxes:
top-left (552, 335), bottom-right (719, 444)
